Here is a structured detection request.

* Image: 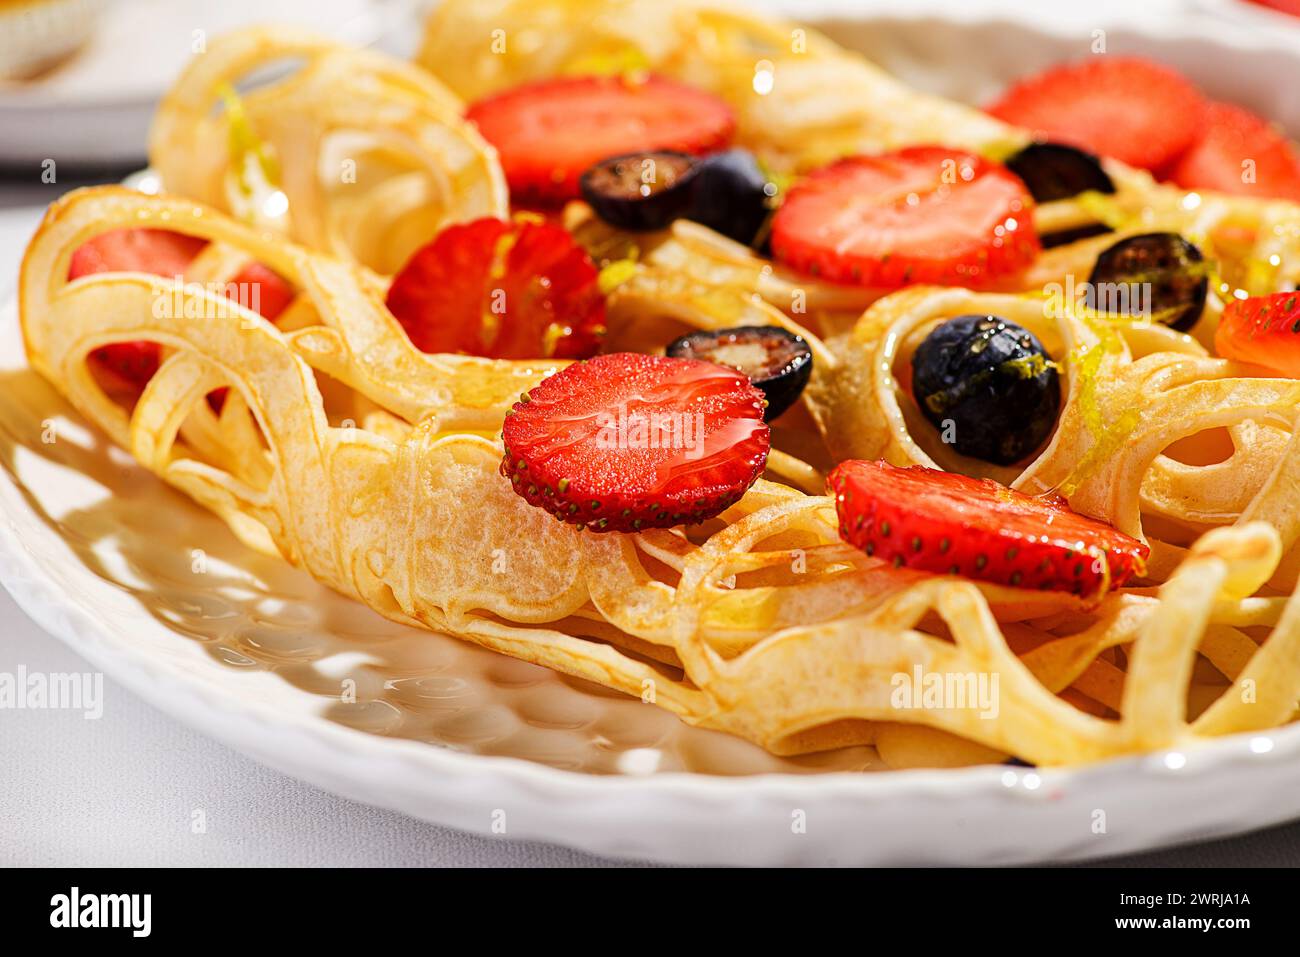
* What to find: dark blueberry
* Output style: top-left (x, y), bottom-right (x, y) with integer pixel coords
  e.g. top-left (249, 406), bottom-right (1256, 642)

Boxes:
top-left (687, 148), bottom-right (775, 247)
top-left (1005, 142), bottom-right (1115, 203)
top-left (579, 151), bottom-right (699, 232)
top-left (911, 314), bottom-right (1061, 466)
top-left (666, 325), bottom-right (812, 421)
top-left (1040, 222), bottom-right (1112, 249)
top-left (1087, 232), bottom-right (1208, 331)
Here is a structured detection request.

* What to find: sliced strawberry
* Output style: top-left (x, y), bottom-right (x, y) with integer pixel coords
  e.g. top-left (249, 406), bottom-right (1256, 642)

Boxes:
top-left (68, 227), bottom-right (208, 281)
top-left (769, 147), bottom-right (1039, 288)
top-left (202, 263), bottom-right (296, 413)
top-left (69, 229), bottom-right (295, 394)
top-left (466, 75), bottom-right (735, 204)
top-left (1167, 102), bottom-right (1300, 203)
top-left (829, 460), bottom-right (1148, 596)
top-left (201, 262), bottom-right (297, 413)
top-left (985, 57), bottom-right (1205, 171)
top-left (88, 341), bottom-right (161, 390)
top-left (386, 216), bottom-right (605, 360)
top-left (226, 261), bottom-right (295, 322)
top-left (1215, 291), bottom-right (1300, 377)
top-left (68, 228), bottom-right (208, 388)
top-left (500, 353), bottom-right (769, 532)
top-left (1247, 0), bottom-right (1300, 17)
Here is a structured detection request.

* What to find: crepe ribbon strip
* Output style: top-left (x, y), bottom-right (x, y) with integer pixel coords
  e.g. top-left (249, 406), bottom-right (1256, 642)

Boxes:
top-left (21, 186), bottom-right (1300, 768)
top-left (16, 5), bottom-right (1300, 767)
top-left (148, 24), bottom-right (507, 275)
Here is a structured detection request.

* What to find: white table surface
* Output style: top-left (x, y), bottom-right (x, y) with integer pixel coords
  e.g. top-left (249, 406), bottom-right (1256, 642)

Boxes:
top-left (7, 0), bottom-right (1300, 865)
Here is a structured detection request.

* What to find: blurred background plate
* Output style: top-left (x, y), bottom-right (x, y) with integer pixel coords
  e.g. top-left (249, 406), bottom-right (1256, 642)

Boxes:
top-left (0, 0), bottom-right (417, 166)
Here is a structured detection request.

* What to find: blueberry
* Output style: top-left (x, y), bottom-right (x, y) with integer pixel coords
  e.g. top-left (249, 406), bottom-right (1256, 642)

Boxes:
top-left (1005, 142), bottom-right (1115, 204)
top-left (580, 148), bottom-right (776, 246)
top-left (1039, 222), bottom-right (1112, 249)
top-left (666, 325), bottom-right (812, 421)
top-left (911, 314), bottom-right (1061, 465)
top-left (1087, 232), bottom-right (1208, 331)
top-left (579, 151), bottom-right (699, 232)
top-left (687, 149), bottom-right (775, 247)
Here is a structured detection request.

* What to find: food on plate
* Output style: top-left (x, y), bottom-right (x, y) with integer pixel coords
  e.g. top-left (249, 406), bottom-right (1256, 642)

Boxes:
top-left (1085, 232), bottom-right (1209, 331)
top-left (666, 325), bottom-right (813, 421)
top-left (989, 57), bottom-right (1300, 204)
top-left (769, 147), bottom-right (1040, 288)
top-left (909, 313), bottom-right (1060, 465)
top-left (466, 74), bottom-right (735, 204)
top-left (684, 149), bottom-right (775, 246)
top-left (579, 151), bottom-right (701, 232)
top-left (501, 351), bottom-right (770, 531)
top-left (17, 3), bottom-right (1300, 770)
top-left (1215, 291), bottom-right (1300, 377)
top-left (1004, 143), bottom-right (1115, 204)
top-left (580, 147), bottom-right (774, 245)
top-left (147, 26), bottom-right (507, 275)
top-left (1167, 101), bottom-right (1300, 203)
top-left (1249, 0), bottom-right (1300, 17)
top-left (385, 215), bottom-right (605, 359)
top-left (66, 226), bottom-right (293, 390)
top-left (985, 56), bottom-right (1206, 172)
top-left (68, 227), bottom-right (207, 281)
top-left (830, 459), bottom-right (1148, 595)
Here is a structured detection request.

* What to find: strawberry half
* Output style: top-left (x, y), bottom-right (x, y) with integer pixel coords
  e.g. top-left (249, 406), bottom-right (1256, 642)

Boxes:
top-left (500, 353), bottom-right (769, 532)
top-left (226, 260), bottom-right (295, 323)
top-left (1215, 291), bottom-right (1300, 377)
top-left (386, 216), bottom-right (605, 360)
top-left (985, 57), bottom-right (1205, 171)
top-left (465, 75), bottom-right (735, 204)
top-left (829, 460), bottom-right (1148, 596)
top-left (1247, 0), bottom-right (1300, 17)
top-left (205, 261), bottom-right (295, 413)
top-left (69, 227), bottom-right (208, 280)
top-left (69, 228), bottom-right (294, 392)
top-left (1167, 102), bottom-right (1300, 203)
top-left (69, 228), bottom-right (207, 389)
top-left (770, 147), bottom-right (1039, 288)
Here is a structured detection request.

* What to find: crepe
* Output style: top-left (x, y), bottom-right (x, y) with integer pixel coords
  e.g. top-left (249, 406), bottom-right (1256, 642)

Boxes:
top-left (150, 24), bottom-right (507, 275)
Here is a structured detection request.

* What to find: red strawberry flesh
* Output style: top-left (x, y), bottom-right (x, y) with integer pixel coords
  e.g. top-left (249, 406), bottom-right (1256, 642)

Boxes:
top-left (1215, 291), bottom-right (1300, 377)
top-left (1168, 101), bottom-right (1300, 203)
top-left (386, 216), bottom-right (605, 360)
top-left (501, 353), bottom-right (769, 531)
top-left (770, 147), bottom-right (1039, 288)
top-left (68, 228), bottom-right (207, 388)
top-left (829, 460), bottom-right (1148, 596)
top-left (466, 75), bottom-right (735, 204)
top-left (227, 260), bottom-right (295, 322)
top-left (68, 228), bottom-right (294, 393)
top-left (69, 227), bottom-right (207, 280)
top-left (985, 56), bottom-right (1205, 171)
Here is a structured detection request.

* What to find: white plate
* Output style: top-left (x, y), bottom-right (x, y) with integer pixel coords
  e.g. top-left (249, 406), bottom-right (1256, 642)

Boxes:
top-left (0, 0), bottom-right (416, 166)
top-left (5, 5), bottom-right (1300, 865)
